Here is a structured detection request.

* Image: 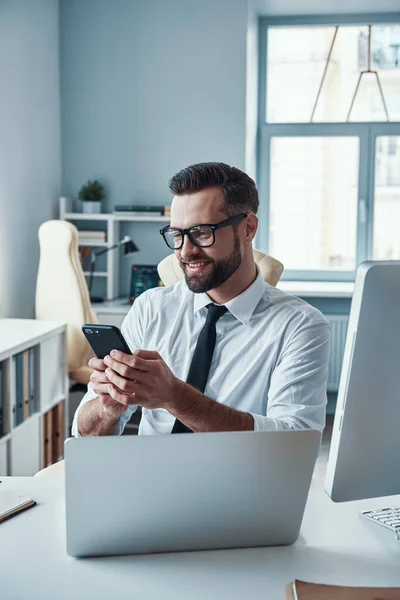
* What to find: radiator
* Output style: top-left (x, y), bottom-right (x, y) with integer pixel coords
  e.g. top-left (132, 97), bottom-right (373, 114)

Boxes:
top-left (325, 314), bottom-right (349, 392)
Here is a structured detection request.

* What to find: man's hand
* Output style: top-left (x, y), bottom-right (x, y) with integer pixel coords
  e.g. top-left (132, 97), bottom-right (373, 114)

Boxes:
top-left (100, 350), bottom-right (253, 434)
top-left (88, 356), bottom-right (132, 419)
top-left (103, 350), bottom-right (182, 410)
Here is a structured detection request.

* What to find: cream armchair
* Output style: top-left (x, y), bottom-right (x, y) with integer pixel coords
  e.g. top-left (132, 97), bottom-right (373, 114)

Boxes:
top-left (158, 249), bottom-right (283, 287)
top-left (35, 220), bottom-right (97, 385)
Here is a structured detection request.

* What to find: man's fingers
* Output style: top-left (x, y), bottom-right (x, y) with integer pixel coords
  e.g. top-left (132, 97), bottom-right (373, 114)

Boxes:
top-left (103, 360), bottom-right (147, 382)
top-left (107, 349), bottom-right (160, 364)
top-left (105, 368), bottom-right (142, 394)
top-left (133, 349), bottom-right (160, 360)
top-left (93, 381), bottom-right (128, 396)
top-left (93, 382), bottom-right (114, 396)
top-left (104, 353), bottom-right (150, 375)
top-left (108, 385), bottom-right (137, 405)
top-left (88, 357), bottom-right (106, 371)
top-left (90, 371), bottom-right (110, 385)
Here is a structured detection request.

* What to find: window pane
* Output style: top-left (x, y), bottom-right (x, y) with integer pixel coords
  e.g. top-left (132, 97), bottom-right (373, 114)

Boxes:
top-left (266, 25), bottom-right (400, 123)
top-left (269, 137), bottom-right (359, 271)
top-left (373, 136), bottom-right (400, 259)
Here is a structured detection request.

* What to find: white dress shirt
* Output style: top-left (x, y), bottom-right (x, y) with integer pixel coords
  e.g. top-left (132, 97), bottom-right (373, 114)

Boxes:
top-left (72, 270), bottom-right (330, 436)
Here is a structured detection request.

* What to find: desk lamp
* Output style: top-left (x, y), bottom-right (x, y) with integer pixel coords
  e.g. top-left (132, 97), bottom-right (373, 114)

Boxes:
top-left (88, 236), bottom-right (139, 303)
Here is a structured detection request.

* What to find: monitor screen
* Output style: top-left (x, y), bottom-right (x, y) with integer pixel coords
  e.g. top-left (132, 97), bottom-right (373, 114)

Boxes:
top-left (129, 265), bottom-right (163, 303)
top-left (325, 261), bottom-right (400, 502)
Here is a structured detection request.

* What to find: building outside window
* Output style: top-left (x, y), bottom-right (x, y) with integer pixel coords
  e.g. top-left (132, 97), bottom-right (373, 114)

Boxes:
top-left (257, 18), bottom-right (400, 281)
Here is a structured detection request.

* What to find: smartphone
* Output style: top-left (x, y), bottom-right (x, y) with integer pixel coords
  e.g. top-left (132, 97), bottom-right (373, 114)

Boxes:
top-left (82, 324), bottom-right (132, 359)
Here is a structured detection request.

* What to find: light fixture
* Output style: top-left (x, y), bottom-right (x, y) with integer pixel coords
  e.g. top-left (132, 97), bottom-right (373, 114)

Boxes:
top-left (347, 25), bottom-right (389, 122)
top-left (310, 25), bottom-right (390, 122)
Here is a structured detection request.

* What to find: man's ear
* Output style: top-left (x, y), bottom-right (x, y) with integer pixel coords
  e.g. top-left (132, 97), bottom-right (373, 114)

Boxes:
top-left (244, 214), bottom-right (258, 243)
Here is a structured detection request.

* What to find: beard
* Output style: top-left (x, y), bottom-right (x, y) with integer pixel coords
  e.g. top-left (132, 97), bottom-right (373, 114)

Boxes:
top-left (179, 232), bottom-right (242, 294)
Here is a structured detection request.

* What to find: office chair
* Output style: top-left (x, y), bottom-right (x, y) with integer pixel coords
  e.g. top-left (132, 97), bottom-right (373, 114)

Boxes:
top-left (158, 249), bottom-right (284, 287)
top-left (35, 247), bottom-right (283, 477)
top-left (35, 220), bottom-right (98, 386)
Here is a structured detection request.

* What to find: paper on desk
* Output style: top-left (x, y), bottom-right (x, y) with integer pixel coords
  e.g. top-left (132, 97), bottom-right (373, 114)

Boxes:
top-left (285, 580), bottom-right (400, 600)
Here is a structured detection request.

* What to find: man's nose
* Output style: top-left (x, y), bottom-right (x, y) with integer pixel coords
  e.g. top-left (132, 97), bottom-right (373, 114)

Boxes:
top-left (180, 233), bottom-right (200, 259)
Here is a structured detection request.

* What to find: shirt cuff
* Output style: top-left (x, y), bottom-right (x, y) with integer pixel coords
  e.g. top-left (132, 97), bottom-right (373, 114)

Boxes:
top-left (250, 412), bottom-right (291, 432)
top-left (71, 382), bottom-right (137, 437)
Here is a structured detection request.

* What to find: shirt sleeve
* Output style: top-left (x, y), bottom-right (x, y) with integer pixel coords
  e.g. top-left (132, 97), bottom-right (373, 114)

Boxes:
top-left (71, 299), bottom-right (146, 437)
top-left (250, 317), bottom-right (330, 433)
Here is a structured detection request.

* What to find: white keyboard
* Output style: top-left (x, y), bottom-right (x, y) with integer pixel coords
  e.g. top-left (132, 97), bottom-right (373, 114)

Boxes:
top-left (359, 506), bottom-right (400, 540)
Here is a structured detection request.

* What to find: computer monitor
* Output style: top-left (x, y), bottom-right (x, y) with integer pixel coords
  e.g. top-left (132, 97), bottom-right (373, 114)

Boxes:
top-left (325, 261), bottom-right (400, 502)
top-left (129, 265), bottom-right (162, 303)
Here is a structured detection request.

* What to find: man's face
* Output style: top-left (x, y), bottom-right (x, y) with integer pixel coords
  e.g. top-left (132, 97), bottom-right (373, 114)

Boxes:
top-left (170, 188), bottom-right (243, 293)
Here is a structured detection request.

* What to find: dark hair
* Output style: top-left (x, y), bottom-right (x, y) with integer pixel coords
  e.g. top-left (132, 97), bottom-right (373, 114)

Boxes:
top-left (169, 162), bottom-right (259, 216)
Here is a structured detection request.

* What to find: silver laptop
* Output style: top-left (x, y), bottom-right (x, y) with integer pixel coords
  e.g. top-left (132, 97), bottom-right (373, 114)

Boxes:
top-left (64, 429), bottom-right (321, 557)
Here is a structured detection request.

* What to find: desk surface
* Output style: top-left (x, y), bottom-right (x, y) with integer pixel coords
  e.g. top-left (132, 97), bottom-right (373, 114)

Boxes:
top-left (0, 474), bottom-right (399, 600)
top-left (278, 281), bottom-right (354, 298)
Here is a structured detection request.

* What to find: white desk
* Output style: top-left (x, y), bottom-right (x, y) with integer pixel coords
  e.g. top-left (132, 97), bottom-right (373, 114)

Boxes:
top-left (92, 298), bottom-right (132, 327)
top-left (277, 281), bottom-right (354, 298)
top-left (1, 473), bottom-right (399, 600)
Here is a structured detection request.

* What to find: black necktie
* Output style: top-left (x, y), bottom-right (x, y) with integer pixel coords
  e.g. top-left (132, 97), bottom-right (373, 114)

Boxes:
top-left (172, 304), bottom-right (227, 434)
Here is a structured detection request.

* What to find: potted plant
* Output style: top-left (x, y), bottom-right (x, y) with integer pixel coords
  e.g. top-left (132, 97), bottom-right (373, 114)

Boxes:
top-left (78, 180), bottom-right (106, 214)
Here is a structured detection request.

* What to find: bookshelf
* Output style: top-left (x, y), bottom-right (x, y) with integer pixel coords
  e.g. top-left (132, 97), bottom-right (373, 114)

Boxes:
top-left (0, 319), bottom-right (68, 476)
top-left (59, 197), bottom-right (169, 301)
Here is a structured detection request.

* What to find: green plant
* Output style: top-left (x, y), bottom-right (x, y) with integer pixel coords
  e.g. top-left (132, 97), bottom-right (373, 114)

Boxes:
top-left (78, 180), bottom-right (106, 202)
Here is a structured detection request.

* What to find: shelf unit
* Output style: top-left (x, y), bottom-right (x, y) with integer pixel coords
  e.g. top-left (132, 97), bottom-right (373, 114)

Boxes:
top-left (0, 319), bottom-right (68, 476)
top-left (60, 197), bottom-right (169, 300)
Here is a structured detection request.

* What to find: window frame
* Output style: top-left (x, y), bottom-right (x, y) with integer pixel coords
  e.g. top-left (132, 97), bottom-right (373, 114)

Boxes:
top-left (257, 13), bottom-right (400, 282)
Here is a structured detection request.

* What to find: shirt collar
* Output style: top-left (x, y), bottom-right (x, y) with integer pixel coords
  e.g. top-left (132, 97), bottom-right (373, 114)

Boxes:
top-left (192, 267), bottom-right (266, 325)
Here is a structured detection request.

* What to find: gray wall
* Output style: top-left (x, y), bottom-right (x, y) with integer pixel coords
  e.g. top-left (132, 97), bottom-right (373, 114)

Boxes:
top-left (0, 0), bottom-right (61, 318)
top-left (60, 0), bottom-right (248, 295)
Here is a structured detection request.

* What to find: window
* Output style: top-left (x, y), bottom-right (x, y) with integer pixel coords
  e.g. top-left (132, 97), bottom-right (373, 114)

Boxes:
top-left (373, 136), bottom-right (400, 259)
top-left (269, 137), bottom-right (359, 271)
top-left (258, 17), bottom-right (400, 280)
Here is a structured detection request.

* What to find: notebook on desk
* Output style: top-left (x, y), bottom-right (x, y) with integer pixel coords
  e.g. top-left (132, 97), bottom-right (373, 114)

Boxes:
top-left (0, 489), bottom-right (36, 524)
top-left (286, 580), bottom-right (400, 599)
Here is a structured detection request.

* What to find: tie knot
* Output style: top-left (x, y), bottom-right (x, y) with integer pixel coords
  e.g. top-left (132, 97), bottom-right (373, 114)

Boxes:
top-left (206, 303), bottom-right (227, 325)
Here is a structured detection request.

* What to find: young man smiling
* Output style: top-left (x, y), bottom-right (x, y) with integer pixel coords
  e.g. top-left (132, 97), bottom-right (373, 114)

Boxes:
top-left (72, 162), bottom-right (330, 437)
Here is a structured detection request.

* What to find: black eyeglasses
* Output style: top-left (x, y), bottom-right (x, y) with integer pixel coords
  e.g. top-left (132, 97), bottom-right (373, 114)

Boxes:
top-left (160, 213), bottom-right (248, 250)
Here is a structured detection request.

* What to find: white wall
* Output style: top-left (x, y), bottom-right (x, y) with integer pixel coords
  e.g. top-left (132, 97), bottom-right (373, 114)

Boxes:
top-left (0, 0), bottom-right (61, 318)
top-left (60, 0), bottom-right (248, 294)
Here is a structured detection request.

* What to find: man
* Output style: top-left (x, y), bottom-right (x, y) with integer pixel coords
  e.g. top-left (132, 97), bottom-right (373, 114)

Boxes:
top-left (72, 162), bottom-right (330, 437)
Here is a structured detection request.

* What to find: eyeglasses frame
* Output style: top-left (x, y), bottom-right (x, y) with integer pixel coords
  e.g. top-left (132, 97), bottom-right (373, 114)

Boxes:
top-left (159, 213), bottom-right (249, 250)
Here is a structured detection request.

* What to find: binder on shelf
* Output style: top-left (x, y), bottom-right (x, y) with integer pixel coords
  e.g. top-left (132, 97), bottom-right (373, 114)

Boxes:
top-left (22, 350), bottom-right (30, 421)
top-left (42, 411), bottom-right (47, 467)
top-left (43, 410), bottom-right (53, 469)
top-left (28, 347), bottom-right (36, 416)
top-left (14, 354), bottom-right (24, 427)
top-left (52, 401), bottom-right (65, 463)
top-left (0, 362), bottom-right (3, 438)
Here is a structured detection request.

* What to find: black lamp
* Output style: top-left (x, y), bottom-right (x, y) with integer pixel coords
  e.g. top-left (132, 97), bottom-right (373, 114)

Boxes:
top-left (88, 236), bottom-right (139, 303)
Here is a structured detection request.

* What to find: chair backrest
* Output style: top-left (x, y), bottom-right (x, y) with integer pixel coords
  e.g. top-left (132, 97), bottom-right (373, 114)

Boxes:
top-left (35, 220), bottom-right (97, 383)
top-left (157, 249), bottom-right (284, 287)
